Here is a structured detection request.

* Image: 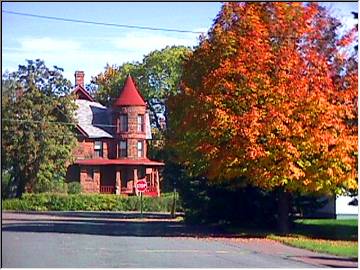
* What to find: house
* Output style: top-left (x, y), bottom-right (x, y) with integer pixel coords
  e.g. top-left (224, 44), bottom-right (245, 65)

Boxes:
top-left (336, 195), bottom-right (358, 219)
top-left (66, 71), bottom-right (164, 196)
top-left (301, 195), bottom-right (358, 219)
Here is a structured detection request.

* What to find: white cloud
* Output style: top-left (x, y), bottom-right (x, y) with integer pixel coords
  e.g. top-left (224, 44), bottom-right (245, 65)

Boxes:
top-left (3, 32), bottom-right (201, 85)
top-left (3, 46), bottom-right (146, 84)
top-left (19, 37), bottom-right (81, 52)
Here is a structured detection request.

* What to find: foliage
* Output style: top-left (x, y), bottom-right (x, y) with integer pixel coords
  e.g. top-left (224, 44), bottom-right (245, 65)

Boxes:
top-left (178, 175), bottom-right (280, 227)
top-left (91, 45), bottom-right (191, 131)
top-left (168, 3), bottom-right (358, 195)
top-left (2, 193), bottom-right (183, 212)
top-left (1, 170), bottom-right (16, 198)
top-left (67, 182), bottom-right (82, 194)
top-left (2, 59), bottom-right (78, 197)
top-left (32, 179), bottom-right (68, 194)
top-left (292, 195), bottom-right (333, 218)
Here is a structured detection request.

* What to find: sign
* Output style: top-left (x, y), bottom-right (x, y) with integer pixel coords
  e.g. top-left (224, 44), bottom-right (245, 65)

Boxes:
top-left (136, 180), bottom-right (147, 192)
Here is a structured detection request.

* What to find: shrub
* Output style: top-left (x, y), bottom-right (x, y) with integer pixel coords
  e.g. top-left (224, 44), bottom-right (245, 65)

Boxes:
top-left (2, 193), bottom-right (183, 212)
top-left (179, 176), bottom-right (279, 227)
top-left (67, 182), bottom-right (82, 194)
top-left (32, 179), bottom-right (68, 194)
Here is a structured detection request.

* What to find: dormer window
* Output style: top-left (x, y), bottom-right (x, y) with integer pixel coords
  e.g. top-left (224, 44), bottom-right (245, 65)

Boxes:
top-left (137, 114), bottom-right (144, 132)
top-left (94, 141), bottom-right (103, 158)
top-left (119, 114), bottom-right (128, 132)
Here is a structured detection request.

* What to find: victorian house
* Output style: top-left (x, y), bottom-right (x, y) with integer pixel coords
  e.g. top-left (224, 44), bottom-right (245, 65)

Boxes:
top-left (66, 71), bottom-right (164, 196)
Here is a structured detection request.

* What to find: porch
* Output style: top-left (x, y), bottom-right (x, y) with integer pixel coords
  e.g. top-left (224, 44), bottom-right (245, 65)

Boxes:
top-left (79, 164), bottom-right (160, 197)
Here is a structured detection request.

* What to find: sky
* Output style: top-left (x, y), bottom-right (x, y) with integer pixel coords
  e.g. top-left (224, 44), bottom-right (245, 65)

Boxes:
top-left (2, 2), bottom-right (358, 85)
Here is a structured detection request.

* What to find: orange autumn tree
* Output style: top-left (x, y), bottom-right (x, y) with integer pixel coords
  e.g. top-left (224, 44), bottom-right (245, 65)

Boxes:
top-left (168, 2), bottom-right (357, 231)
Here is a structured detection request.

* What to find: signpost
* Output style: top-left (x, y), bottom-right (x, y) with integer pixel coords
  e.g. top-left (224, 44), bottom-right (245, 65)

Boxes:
top-left (136, 180), bottom-right (147, 218)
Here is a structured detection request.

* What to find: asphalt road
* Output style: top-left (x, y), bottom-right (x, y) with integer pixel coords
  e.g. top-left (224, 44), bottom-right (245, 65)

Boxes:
top-left (1, 212), bottom-right (355, 268)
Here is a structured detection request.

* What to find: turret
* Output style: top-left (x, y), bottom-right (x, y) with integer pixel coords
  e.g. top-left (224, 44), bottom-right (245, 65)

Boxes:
top-left (112, 75), bottom-right (147, 159)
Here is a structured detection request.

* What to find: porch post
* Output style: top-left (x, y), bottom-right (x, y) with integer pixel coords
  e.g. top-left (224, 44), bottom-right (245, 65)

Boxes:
top-left (134, 168), bottom-right (138, 196)
top-left (80, 166), bottom-right (88, 192)
top-left (115, 167), bottom-right (121, 195)
top-left (156, 168), bottom-right (160, 197)
top-left (93, 167), bottom-right (100, 193)
top-left (151, 169), bottom-right (155, 186)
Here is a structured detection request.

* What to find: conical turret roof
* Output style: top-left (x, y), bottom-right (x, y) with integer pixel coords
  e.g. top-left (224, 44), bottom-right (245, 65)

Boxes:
top-left (113, 75), bottom-right (146, 107)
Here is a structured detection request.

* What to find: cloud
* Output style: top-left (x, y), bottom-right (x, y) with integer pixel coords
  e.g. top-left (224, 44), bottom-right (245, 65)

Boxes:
top-left (19, 37), bottom-right (81, 51)
top-left (2, 46), bottom-right (146, 84)
top-left (3, 32), bottom-right (201, 84)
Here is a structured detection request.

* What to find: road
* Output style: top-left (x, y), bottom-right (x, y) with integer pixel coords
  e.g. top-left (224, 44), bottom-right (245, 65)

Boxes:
top-left (1, 212), bottom-right (357, 268)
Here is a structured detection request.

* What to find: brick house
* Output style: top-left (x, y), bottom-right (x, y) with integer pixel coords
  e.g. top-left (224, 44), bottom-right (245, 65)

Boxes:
top-left (66, 71), bottom-right (164, 196)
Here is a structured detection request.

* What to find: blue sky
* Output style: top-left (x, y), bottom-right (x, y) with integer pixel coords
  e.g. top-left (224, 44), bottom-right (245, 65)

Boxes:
top-left (2, 2), bottom-right (358, 85)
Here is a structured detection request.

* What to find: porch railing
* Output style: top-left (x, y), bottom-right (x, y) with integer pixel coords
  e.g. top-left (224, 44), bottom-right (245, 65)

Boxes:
top-left (146, 186), bottom-right (157, 193)
top-left (100, 185), bottom-right (115, 194)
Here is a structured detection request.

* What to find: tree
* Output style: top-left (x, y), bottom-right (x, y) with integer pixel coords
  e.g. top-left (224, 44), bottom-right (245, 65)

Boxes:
top-left (168, 3), bottom-right (357, 232)
top-left (91, 45), bottom-right (191, 131)
top-left (2, 59), bottom-right (78, 197)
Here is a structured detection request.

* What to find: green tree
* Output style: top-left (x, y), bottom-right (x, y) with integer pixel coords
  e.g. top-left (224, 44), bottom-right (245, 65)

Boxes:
top-left (91, 45), bottom-right (191, 131)
top-left (2, 59), bottom-right (78, 197)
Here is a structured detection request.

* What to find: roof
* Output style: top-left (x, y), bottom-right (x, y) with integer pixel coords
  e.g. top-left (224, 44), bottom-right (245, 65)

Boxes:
top-left (75, 158), bottom-right (164, 166)
top-left (72, 85), bottom-right (94, 102)
top-left (75, 99), bottom-right (113, 138)
top-left (113, 75), bottom-right (146, 107)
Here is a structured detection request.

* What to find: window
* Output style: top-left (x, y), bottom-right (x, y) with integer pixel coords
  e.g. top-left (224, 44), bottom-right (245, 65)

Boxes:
top-left (137, 114), bottom-right (144, 132)
top-left (119, 114), bottom-right (128, 132)
top-left (94, 141), bottom-right (103, 158)
top-left (137, 140), bottom-right (144, 158)
top-left (119, 140), bottom-right (127, 158)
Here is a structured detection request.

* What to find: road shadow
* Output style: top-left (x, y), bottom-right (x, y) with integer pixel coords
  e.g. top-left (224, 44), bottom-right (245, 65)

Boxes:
top-left (290, 255), bottom-right (358, 268)
top-left (293, 222), bottom-right (358, 241)
top-left (2, 211), bottom-right (235, 238)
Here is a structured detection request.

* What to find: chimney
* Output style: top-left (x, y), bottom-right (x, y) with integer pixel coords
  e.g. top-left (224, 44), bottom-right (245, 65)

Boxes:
top-left (74, 71), bottom-right (85, 88)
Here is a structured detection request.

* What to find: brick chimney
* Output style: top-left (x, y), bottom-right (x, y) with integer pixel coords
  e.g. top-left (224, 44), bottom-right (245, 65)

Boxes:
top-left (74, 71), bottom-right (85, 88)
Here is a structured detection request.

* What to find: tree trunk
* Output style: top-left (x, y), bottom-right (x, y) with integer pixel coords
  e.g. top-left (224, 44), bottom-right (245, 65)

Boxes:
top-left (15, 175), bottom-right (26, 198)
top-left (277, 189), bottom-right (290, 234)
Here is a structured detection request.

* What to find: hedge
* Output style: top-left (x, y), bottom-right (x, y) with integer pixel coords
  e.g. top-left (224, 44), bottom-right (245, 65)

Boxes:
top-left (2, 192), bottom-right (182, 212)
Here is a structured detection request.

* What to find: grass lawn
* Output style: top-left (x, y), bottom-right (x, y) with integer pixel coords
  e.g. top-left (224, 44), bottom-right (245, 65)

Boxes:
top-left (268, 235), bottom-right (358, 258)
top-left (293, 219), bottom-right (358, 241)
top-left (226, 219), bottom-right (358, 258)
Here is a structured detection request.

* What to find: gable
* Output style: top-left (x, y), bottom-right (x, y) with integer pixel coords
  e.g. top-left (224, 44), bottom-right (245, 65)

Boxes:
top-left (72, 85), bottom-right (94, 102)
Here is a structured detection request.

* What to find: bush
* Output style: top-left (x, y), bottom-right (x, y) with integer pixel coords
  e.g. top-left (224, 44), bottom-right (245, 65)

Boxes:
top-left (179, 176), bottom-right (279, 227)
top-left (2, 193), bottom-right (183, 212)
top-left (2, 171), bottom-right (14, 198)
top-left (32, 179), bottom-right (68, 194)
top-left (67, 182), bottom-right (82, 194)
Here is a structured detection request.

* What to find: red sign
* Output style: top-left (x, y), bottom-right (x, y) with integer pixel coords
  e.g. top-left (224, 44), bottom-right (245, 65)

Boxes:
top-left (136, 180), bottom-right (147, 192)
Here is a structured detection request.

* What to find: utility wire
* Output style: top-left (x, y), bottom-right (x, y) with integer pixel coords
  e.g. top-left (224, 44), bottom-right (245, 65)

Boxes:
top-left (2, 10), bottom-right (204, 34)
